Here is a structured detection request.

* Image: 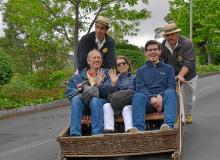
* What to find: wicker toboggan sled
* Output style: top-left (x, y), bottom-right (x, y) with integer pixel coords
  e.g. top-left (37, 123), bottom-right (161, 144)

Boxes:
top-left (57, 84), bottom-right (184, 160)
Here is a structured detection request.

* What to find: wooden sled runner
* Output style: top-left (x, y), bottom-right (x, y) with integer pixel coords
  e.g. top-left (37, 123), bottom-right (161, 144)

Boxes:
top-left (57, 84), bottom-right (184, 160)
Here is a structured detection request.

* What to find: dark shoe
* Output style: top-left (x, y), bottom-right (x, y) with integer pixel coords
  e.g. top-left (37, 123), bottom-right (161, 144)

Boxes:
top-left (104, 129), bottom-right (114, 134)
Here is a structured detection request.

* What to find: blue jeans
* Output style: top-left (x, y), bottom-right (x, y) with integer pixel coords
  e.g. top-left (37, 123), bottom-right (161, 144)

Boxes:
top-left (70, 96), bottom-right (107, 136)
top-left (132, 89), bottom-right (178, 131)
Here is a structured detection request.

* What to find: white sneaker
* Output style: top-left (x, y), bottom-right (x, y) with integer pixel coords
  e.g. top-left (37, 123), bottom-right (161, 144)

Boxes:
top-left (160, 124), bottom-right (171, 131)
top-left (127, 127), bottom-right (139, 133)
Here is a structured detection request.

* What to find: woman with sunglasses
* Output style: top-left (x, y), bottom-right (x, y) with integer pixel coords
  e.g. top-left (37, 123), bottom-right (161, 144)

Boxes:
top-left (103, 56), bottom-right (138, 133)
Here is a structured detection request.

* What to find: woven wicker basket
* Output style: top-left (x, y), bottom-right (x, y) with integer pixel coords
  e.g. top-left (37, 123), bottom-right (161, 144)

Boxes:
top-left (57, 119), bottom-right (181, 159)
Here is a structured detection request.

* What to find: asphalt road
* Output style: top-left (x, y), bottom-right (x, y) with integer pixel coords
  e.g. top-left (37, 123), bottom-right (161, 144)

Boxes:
top-left (1, 74), bottom-right (220, 160)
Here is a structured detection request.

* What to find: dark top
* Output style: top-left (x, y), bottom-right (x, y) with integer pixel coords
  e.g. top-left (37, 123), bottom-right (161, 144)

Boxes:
top-left (136, 60), bottom-right (176, 98)
top-left (77, 31), bottom-right (115, 72)
top-left (65, 68), bottom-right (110, 101)
top-left (161, 36), bottom-right (196, 81)
top-left (108, 72), bottom-right (136, 94)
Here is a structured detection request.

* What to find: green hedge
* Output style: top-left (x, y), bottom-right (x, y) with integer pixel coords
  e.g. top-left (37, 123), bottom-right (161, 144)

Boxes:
top-left (0, 48), bottom-right (13, 85)
top-left (32, 68), bottom-right (73, 89)
top-left (115, 42), bottom-right (146, 73)
top-left (0, 69), bottom-right (73, 110)
top-left (116, 49), bottom-right (146, 73)
top-left (197, 64), bottom-right (220, 75)
top-left (116, 42), bottom-right (141, 51)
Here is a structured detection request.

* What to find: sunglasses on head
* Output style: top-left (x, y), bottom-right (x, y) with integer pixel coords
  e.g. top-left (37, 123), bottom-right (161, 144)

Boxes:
top-left (116, 61), bottom-right (127, 67)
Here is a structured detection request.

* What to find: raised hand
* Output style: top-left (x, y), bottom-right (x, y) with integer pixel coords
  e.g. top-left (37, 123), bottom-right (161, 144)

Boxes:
top-left (96, 69), bottom-right (106, 86)
top-left (108, 68), bottom-right (120, 86)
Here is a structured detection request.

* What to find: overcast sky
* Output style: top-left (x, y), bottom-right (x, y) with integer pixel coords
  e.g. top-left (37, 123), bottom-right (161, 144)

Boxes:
top-left (127, 0), bottom-right (169, 47)
top-left (0, 0), bottom-right (169, 47)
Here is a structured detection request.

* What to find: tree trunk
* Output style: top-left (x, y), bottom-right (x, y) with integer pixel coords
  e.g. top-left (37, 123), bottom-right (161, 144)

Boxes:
top-left (207, 40), bottom-right (212, 64)
top-left (208, 50), bottom-right (212, 64)
top-left (73, 0), bottom-right (81, 72)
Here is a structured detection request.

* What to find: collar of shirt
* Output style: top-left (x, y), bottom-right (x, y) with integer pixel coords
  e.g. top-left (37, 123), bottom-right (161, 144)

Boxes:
top-left (146, 60), bottom-right (162, 67)
top-left (95, 36), bottom-right (106, 50)
top-left (165, 40), bottom-right (179, 55)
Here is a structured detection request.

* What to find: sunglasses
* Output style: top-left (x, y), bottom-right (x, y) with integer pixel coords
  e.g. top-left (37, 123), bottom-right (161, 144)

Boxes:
top-left (116, 62), bottom-right (127, 67)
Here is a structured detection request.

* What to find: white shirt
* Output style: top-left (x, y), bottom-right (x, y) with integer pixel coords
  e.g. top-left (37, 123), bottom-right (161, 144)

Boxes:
top-left (95, 36), bottom-right (106, 50)
top-left (165, 40), bottom-right (179, 55)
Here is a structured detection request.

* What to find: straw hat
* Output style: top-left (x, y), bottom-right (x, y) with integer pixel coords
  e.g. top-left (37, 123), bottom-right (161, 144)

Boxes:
top-left (94, 16), bottom-right (110, 28)
top-left (162, 23), bottom-right (181, 35)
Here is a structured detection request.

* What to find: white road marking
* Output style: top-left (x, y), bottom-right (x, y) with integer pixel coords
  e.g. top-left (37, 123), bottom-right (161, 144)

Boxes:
top-left (0, 138), bottom-right (54, 158)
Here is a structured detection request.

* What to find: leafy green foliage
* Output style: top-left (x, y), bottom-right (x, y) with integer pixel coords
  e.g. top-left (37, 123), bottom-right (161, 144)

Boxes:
top-left (2, 0), bottom-right (151, 69)
top-left (197, 64), bottom-right (220, 75)
top-left (116, 43), bottom-right (146, 73)
top-left (0, 48), bottom-right (13, 85)
top-left (0, 69), bottom-right (73, 110)
top-left (168, 0), bottom-right (220, 64)
top-left (32, 68), bottom-right (73, 89)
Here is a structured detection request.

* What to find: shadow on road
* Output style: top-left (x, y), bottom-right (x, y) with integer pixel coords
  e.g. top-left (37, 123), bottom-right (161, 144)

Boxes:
top-left (66, 153), bottom-right (172, 160)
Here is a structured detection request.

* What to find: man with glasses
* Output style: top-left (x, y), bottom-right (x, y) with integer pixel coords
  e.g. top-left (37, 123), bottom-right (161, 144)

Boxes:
top-left (132, 40), bottom-right (178, 131)
top-left (77, 16), bottom-right (115, 72)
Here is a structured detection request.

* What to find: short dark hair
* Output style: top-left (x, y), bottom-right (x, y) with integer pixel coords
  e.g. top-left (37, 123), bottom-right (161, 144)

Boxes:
top-left (144, 40), bottom-right (161, 52)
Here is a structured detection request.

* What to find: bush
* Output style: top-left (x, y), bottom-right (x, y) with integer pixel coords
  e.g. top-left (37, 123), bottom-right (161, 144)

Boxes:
top-left (115, 43), bottom-right (146, 73)
top-left (116, 42), bottom-right (141, 51)
top-left (197, 64), bottom-right (220, 75)
top-left (116, 49), bottom-right (146, 73)
top-left (0, 73), bottom-right (65, 110)
top-left (0, 48), bottom-right (13, 85)
top-left (32, 68), bottom-right (73, 89)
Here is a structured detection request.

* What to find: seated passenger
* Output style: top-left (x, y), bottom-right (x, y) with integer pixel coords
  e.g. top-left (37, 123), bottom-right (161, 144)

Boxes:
top-left (65, 49), bottom-right (109, 136)
top-left (132, 40), bottom-right (178, 131)
top-left (103, 56), bottom-right (137, 133)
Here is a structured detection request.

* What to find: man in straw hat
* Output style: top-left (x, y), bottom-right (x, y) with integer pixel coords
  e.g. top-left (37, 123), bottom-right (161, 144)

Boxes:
top-left (77, 16), bottom-right (115, 72)
top-left (160, 23), bottom-right (198, 124)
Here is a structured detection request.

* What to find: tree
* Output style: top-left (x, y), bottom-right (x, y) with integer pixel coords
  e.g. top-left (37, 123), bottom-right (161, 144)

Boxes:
top-left (2, 0), bottom-right (151, 70)
top-left (168, 0), bottom-right (220, 64)
top-left (0, 24), bottom-right (31, 74)
top-left (0, 48), bottom-right (13, 85)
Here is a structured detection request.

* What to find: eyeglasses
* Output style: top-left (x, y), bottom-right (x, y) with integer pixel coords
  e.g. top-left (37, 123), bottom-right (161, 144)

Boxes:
top-left (146, 48), bottom-right (159, 52)
top-left (116, 62), bottom-right (127, 67)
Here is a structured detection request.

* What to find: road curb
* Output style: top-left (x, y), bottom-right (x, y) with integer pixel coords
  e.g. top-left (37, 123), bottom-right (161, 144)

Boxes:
top-left (198, 71), bottom-right (220, 78)
top-left (0, 99), bottom-right (70, 120)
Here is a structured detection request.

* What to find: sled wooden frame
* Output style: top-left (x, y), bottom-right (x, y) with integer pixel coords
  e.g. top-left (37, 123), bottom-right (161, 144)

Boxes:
top-left (57, 84), bottom-right (183, 160)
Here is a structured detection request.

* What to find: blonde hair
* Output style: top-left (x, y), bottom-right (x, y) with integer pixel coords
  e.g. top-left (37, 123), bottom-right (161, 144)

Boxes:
top-left (116, 55), bottom-right (131, 72)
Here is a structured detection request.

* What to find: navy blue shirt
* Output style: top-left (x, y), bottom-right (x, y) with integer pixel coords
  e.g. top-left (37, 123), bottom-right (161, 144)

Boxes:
top-left (108, 72), bottom-right (135, 94)
top-left (136, 61), bottom-right (176, 98)
top-left (65, 68), bottom-right (110, 101)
